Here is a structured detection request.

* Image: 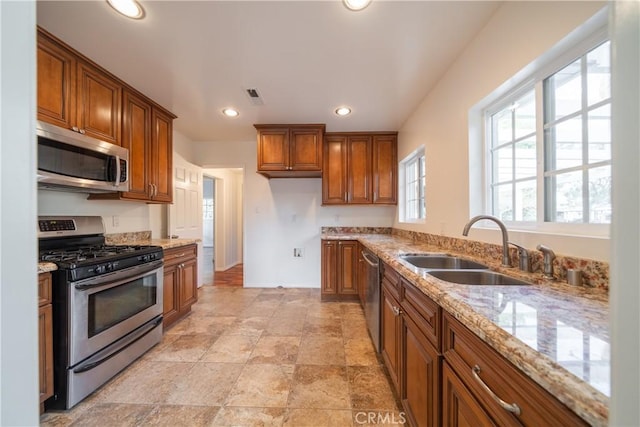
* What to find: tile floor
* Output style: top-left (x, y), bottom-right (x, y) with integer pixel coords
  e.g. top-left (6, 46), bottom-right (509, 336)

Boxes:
top-left (40, 286), bottom-right (403, 426)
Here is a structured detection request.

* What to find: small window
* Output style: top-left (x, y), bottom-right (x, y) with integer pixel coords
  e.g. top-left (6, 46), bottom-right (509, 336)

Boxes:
top-left (400, 147), bottom-right (426, 223)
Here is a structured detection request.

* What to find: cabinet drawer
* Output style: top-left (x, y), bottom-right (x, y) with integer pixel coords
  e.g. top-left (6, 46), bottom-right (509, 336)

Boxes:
top-left (442, 312), bottom-right (587, 427)
top-left (381, 262), bottom-right (401, 301)
top-left (163, 244), bottom-right (197, 266)
top-left (38, 273), bottom-right (52, 307)
top-left (402, 278), bottom-right (440, 351)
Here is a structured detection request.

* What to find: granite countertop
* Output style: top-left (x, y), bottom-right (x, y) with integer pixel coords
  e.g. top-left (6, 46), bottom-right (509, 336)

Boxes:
top-left (323, 233), bottom-right (609, 426)
top-left (38, 262), bottom-right (58, 274)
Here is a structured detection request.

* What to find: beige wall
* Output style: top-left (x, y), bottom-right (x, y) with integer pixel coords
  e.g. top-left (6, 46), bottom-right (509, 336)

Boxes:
top-left (396, 1), bottom-right (608, 261)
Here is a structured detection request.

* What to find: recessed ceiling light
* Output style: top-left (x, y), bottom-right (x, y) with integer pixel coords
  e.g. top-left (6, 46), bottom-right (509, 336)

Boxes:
top-left (106, 0), bottom-right (145, 19)
top-left (222, 108), bottom-right (239, 118)
top-left (335, 107), bottom-right (352, 116)
top-left (343, 0), bottom-right (371, 11)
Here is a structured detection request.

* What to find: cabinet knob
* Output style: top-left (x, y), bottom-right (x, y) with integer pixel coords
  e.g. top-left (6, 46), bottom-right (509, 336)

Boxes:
top-left (79, 129), bottom-right (86, 135)
top-left (72, 126), bottom-right (79, 132)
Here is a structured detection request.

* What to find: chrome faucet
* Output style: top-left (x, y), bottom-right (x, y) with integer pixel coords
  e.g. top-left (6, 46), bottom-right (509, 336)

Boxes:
top-left (537, 244), bottom-right (556, 280)
top-left (462, 215), bottom-right (511, 267)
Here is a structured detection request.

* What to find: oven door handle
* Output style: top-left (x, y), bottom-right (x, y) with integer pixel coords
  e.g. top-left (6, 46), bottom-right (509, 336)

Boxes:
top-left (72, 260), bottom-right (163, 290)
top-left (73, 316), bottom-right (163, 374)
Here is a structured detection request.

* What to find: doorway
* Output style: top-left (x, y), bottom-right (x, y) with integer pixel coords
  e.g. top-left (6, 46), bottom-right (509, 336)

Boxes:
top-left (202, 168), bottom-right (244, 285)
top-left (202, 176), bottom-right (216, 285)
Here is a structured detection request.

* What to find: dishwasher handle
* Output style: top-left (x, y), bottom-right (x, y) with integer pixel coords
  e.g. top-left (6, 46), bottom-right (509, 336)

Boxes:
top-left (361, 251), bottom-right (379, 267)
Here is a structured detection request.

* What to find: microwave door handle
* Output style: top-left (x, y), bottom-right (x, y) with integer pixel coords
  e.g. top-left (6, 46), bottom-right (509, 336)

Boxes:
top-left (114, 155), bottom-right (121, 188)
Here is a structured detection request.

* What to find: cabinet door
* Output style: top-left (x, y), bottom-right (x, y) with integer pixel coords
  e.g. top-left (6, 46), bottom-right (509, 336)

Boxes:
top-left (290, 127), bottom-right (322, 171)
top-left (442, 362), bottom-right (496, 427)
top-left (76, 61), bottom-right (122, 145)
top-left (322, 135), bottom-right (348, 204)
top-left (381, 286), bottom-right (401, 391)
top-left (180, 258), bottom-right (198, 311)
top-left (348, 135), bottom-right (372, 203)
top-left (257, 128), bottom-right (289, 171)
top-left (321, 240), bottom-right (338, 296)
top-left (121, 90), bottom-right (151, 200)
top-left (38, 304), bottom-right (54, 403)
top-left (151, 108), bottom-right (173, 202)
top-left (37, 32), bottom-right (76, 129)
top-left (402, 314), bottom-right (440, 427)
top-left (372, 134), bottom-right (397, 204)
top-left (163, 263), bottom-right (181, 328)
top-left (337, 241), bottom-right (358, 295)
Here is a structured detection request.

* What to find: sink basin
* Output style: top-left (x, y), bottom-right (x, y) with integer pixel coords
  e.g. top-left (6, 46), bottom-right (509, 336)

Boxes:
top-left (427, 270), bottom-right (532, 286)
top-left (400, 254), bottom-right (488, 270)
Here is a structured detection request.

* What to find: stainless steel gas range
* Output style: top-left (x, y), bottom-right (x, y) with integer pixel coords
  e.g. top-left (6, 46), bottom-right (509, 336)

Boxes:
top-left (38, 216), bottom-right (163, 409)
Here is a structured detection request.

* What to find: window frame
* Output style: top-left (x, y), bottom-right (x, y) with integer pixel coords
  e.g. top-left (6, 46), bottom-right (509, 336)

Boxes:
top-left (481, 26), bottom-right (610, 237)
top-left (399, 146), bottom-right (426, 224)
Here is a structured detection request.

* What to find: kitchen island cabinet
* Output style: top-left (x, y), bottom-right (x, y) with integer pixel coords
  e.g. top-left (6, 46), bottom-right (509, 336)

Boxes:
top-left (38, 272), bottom-right (54, 411)
top-left (255, 124), bottom-right (325, 178)
top-left (163, 244), bottom-right (198, 329)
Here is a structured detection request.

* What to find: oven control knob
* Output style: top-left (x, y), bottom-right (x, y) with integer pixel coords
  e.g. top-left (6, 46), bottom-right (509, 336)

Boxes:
top-left (95, 265), bottom-right (106, 274)
top-left (106, 263), bottom-right (114, 272)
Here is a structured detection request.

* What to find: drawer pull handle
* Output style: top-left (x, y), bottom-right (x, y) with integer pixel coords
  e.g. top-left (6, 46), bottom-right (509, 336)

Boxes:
top-left (392, 306), bottom-right (402, 316)
top-left (472, 365), bottom-right (521, 416)
top-left (174, 253), bottom-right (186, 258)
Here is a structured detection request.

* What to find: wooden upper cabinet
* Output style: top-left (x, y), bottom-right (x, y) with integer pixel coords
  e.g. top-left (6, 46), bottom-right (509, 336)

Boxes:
top-left (322, 132), bottom-right (397, 205)
top-left (37, 32), bottom-right (76, 129)
top-left (150, 108), bottom-right (173, 203)
top-left (37, 25), bottom-right (179, 204)
top-left (348, 135), bottom-right (373, 203)
top-left (255, 124), bottom-right (324, 178)
top-left (37, 29), bottom-right (122, 146)
top-left (322, 134), bottom-right (348, 204)
top-left (76, 61), bottom-right (122, 145)
top-left (121, 90), bottom-right (152, 200)
top-left (373, 134), bottom-right (398, 204)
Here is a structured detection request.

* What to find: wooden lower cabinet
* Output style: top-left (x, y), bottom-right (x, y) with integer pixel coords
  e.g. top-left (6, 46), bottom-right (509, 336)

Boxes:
top-left (320, 239), bottom-right (359, 301)
top-left (402, 312), bottom-right (440, 427)
top-left (443, 361), bottom-right (496, 427)
top-left (381, 283), bottom-right (402, 391)
top-left (163, 244), bottom-right (198, 329)
top-left (442, 312), bottom-right (587, 427)
top-left (38, 273), bottom-right (54, 411)
top-left (374, 263), bottom-right (586, 427)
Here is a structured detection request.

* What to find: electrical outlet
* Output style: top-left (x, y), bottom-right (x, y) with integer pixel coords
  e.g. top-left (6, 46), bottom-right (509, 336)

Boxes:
top-left (112, 215), bottom-right (119, 227)
top-left (293, 248), bottom-right (304, 258)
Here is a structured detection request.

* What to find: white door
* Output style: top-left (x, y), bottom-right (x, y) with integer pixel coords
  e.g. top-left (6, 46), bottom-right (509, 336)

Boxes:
top-left (168, 155), bottom-right (204, 286)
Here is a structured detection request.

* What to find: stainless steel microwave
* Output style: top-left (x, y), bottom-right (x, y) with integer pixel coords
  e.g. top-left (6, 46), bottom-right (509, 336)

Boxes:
top-left (37, 121), bottom-right (129, 193)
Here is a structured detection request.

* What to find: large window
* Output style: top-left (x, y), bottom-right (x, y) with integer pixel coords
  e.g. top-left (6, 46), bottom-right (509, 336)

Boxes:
top-left (400, 147), bottom-right (426, 223)
top-left (487, 39), bottom-right (611, 229)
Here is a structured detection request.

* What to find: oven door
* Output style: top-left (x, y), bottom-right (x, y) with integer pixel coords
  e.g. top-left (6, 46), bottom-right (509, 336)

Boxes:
top-left (69, 260), bottom-right (163, 366)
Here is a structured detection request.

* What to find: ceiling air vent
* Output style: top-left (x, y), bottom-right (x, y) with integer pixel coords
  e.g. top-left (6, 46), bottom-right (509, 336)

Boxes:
top-left (245, 88), bottom-right (264, 106)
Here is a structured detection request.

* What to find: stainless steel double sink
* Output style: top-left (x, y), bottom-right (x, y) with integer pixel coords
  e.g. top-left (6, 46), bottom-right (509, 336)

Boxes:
top-left (400, 254), bottom-right (532, 286)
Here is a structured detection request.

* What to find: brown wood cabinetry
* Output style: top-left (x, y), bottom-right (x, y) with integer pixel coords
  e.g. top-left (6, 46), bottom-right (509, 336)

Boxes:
top-left (163, 244), bottom-right (198, 329)
top-left (380, 262), bottom-right (402, 391)
top-left (375, 262), bottom-right (586, 427)
top-left (322, 132), bottom-right (397, 205)
top-left (38, 29), bottom-right (122, 146)
top-left (38, 273), bottom-right (54, 411)
top-left (255, 124), bottom-right (325, 178)
top-left (37, 27), bottom-right (176, 203)
top-left (321, 239), bottom-right (359, 301)
top-left (442, 312), bottom-right (587, 427)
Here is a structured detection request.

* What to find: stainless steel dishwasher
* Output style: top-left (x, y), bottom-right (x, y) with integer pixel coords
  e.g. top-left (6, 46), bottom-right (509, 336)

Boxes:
top-left (361, 248), bottom-right (381, 352)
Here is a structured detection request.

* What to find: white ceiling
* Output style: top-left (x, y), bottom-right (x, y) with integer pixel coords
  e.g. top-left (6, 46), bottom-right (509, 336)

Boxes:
top-left (37, 1), bottom-right (501, 143)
